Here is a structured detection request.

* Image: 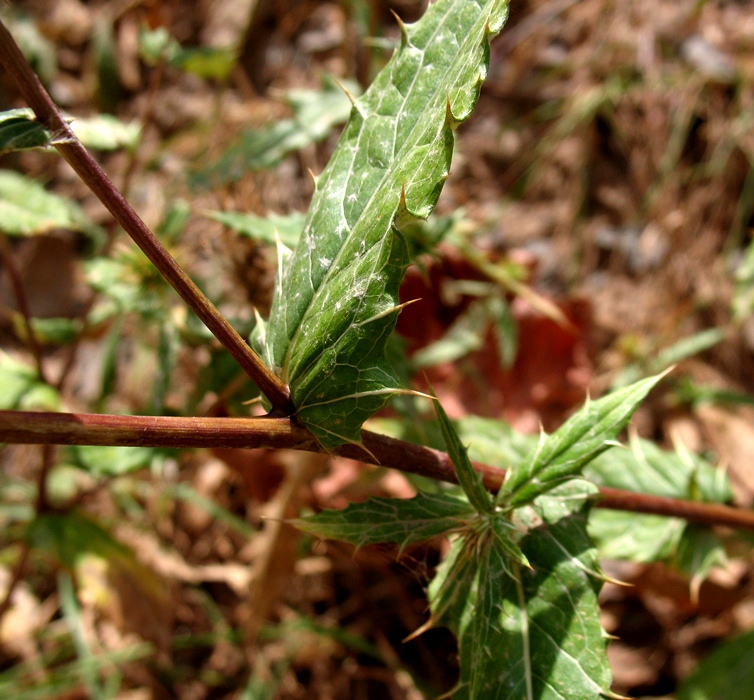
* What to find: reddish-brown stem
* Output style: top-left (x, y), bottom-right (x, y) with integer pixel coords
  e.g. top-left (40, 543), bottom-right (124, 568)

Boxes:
top-left (0, 19), bottom-right (293, 416)
top-left (34, 443), bottom-right (58, 513)
top-left (2, 409), bottom-right (754, 531)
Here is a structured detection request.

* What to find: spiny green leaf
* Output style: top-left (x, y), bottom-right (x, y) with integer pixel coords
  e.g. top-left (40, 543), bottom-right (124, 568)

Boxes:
top-left (584, 432), bottom-right (731, 502)
top-left (585, 435), bottom-right (730, 573)
top-left (293, 492), bottom-right (475, 551)
top-left (433, 393), bottom-right (494, 514)
top-left (674, 524), bottom-right (729, 599)
top-left (426, 530), bottom-right (481, 632)
top-left (430, 481), bottom-right (611, 700)
top-left (257, 0), bottom-right (510, 450)
top-left (453, 415), bottom-right (731, 574)
top-left (500, 372), bottom-right (667, 509)
top-left (586, 509), bottom-right (684, 563)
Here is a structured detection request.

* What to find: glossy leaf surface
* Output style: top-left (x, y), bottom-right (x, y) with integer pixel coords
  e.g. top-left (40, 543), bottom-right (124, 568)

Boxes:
top-left (500, 373), bottom-right (666, 508)
top-left (257, 0), bottom-right (510, 449)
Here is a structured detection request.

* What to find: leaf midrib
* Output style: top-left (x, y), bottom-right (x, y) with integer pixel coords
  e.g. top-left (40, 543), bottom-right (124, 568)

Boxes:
top-left (280, 3), bottom-right (483, 390)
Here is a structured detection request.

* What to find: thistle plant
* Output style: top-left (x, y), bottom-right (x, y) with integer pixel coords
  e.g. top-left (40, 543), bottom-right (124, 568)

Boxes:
top-left (0, 1), bottom-right (752, 697)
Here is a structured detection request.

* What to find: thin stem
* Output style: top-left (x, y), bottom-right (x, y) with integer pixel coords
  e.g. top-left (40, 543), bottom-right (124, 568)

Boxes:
top-left (35, 444), bottom-right (58, 513)
top-left (2, 409), bottom-right (754, 531)
top-left (0, 232), bottom-right (48, 384)
top-left (0, 410), bottom-right (314, 450)
top-left (0, 19), bottom-right (293, 415)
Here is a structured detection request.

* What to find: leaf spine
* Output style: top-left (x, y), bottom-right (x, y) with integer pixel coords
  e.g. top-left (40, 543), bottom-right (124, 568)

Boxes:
top-left (444, 96), bottom-right (460, 130)
top-left (334, 77), bottom-right (366, 119)
top-left (390, 10), bottom-right (412, 48)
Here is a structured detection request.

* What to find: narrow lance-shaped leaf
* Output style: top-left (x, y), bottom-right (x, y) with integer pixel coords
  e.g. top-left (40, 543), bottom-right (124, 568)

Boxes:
top-left (500, 372), bottom-right (667, 509)
top-left (433, 391), bottom-right (494, 513)
top-left (293, 492), bottom-right (475, 552)
top-left (256, 0), bottom-right (510, 449)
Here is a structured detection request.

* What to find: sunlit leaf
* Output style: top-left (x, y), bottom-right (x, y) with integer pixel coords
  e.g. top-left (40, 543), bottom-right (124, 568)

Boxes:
top-left (500, 373), bottom-right (666, 508)
top-left (433, 393), bottom-right (494, 513)
top-left (257, 0), bottom-right (510, 449)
